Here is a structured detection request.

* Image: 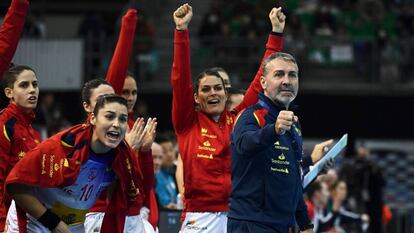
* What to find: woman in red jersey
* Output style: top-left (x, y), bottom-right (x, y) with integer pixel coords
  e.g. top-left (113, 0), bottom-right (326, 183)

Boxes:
top-left (0, 65), bottom-right (41, 231)
top-left (120, 73), bottom-right (159, 233)
top-left (171, 3), bottom-right (285, 232)
top-left (6, 94), bottom-right (142, 233)
top-left (80, 77), bottom-right (157, 233)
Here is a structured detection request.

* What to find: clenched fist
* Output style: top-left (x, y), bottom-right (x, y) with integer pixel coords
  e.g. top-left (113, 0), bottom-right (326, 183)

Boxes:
top-left (275, 110), bottom-right (298, 135)
top-left (269, 7), bottom-right (286, 33)
top-left (173, 3), bottom-right (193, 30)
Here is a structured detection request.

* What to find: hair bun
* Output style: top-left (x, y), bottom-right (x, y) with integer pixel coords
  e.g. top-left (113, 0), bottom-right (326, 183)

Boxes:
top-left (8, 62), bottom-right (15, 70)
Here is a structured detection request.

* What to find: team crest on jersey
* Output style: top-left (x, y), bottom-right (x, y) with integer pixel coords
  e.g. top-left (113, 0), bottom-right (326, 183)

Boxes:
top-left (88, 168), bottom-right (98, 182)
top-left (226, 115), bottom-right (233, 125)
top-left (18, 151), bottom-right (26, 160)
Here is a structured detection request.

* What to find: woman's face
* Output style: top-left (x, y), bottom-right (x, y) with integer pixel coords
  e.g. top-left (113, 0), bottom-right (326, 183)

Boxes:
top-left (121, 76), bottom-right (138, 113)
top-left (83, 84), bottom-right (115, 113)
top-left (194, 75), bottom-right (227, 117)
top-left (5, 70), bottom-right (39, 113)
top-left (90, 102), bottom-right (128, 153)
top-left (333, 181), bottom-right (348, 201)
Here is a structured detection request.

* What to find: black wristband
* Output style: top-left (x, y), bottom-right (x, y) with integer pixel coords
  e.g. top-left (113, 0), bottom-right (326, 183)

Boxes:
top-left (270, 31), bottom-right (283, 36)
top-left (299, 223), bottom-right (314, 231)
top-left (37, 209), bottom-right (61, 231)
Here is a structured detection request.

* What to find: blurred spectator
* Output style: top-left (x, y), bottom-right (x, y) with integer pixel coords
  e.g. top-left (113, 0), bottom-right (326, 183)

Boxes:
top-left (378, 29), bottom-right (400, 84)
top-left (312, 1), bottom-right (340, 36)
top-left (134, 14), bottom-right (157, 81)
top-left (339, 144), bottom-right (385, 233)
top-left (307, 179), bottom-right (370, 233)
top-left (152, 142), bottom-right (178, 210)
top-left (318, 169), bottom-right (339, 188)
top-left (34, 92), bottom-right (70, 138)
top-left (156, 132), bottom-right (177, 180)
top-left (78, 13), bottom-right (107, 78)
top-left (198, 1), bottom-right (222, 47)
top-left (23, 13), bottom-right (46, 38)
top-left (135, 100), bottom-right (150, 119)
top-left (396, 3), bottom-right (414, 82)
top-left (397, 3), bottom-right (414, 37)
top-left (197, 0), bottom-right (411, 84)
top-left (305, 180), bottom-right (331, 231)
top-left (226, 88), bottom-right (245, 110)
top-left (329, 180), bottom-right (370, 233)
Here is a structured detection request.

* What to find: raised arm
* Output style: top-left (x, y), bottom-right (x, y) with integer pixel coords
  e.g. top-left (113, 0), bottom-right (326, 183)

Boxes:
top-left (0, 0), bottom-right (29, 78)
top-left (171, 3), bottom-right (196, 134)
top-left (233, 7), bottom-right (286, 113)
top-left (105, 9), bottom-right (138, 95)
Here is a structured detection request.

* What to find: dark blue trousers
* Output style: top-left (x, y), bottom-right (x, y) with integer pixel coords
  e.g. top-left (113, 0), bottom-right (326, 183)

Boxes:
top-left (227, 217), bottom-right (293, 233)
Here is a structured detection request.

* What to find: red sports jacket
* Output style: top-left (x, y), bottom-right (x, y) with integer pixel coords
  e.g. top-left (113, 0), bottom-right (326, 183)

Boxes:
top-left (106, 9), bottom-right (138, 95)
top-left (0, 0), bottom-right (29, 79)
top-left (6, 124), bottom-right (142, 233)
top-left (0, 103), bottom-right (41, 229)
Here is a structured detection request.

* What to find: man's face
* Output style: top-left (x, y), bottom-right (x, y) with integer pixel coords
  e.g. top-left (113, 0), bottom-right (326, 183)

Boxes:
top-left (152, 143), bottom-right (164, 173)
top-left (194, 75), bottom-right (227, 117)
top-left (260, 58), bottom-right (299, 107)
top-left (121, 76), bottom-right (138, 113)
top-left (160, 141), bottom-right (175, 168)
top-left (357, 146), bottom-right (370, 158)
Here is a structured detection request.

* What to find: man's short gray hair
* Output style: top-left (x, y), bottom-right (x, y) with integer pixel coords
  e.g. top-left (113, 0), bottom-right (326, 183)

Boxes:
top-left (262, 52), bottom-right (298, 76)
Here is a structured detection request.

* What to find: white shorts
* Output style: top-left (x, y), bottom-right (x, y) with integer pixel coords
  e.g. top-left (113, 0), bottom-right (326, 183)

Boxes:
top-left (142, 218), bottom-right (157, 233)
top-left (84, 212), bottom-right (105, 233)
top-left (84, 212), bottom-right (150, 233)
top-left (180, 212), bottom-right (227, 233)
top-left (6, 201), bottom-right (84, 233)
top-left (5, 201), bottom-right (18, 233)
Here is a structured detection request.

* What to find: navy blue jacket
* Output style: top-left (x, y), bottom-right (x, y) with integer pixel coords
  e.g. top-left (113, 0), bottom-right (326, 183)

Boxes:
top-left (229, 93), bottom-right (311, 232)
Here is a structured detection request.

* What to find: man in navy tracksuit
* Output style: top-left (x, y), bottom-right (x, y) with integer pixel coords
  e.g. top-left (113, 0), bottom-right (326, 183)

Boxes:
top-left (228, 52), bottom-right (333, 233)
